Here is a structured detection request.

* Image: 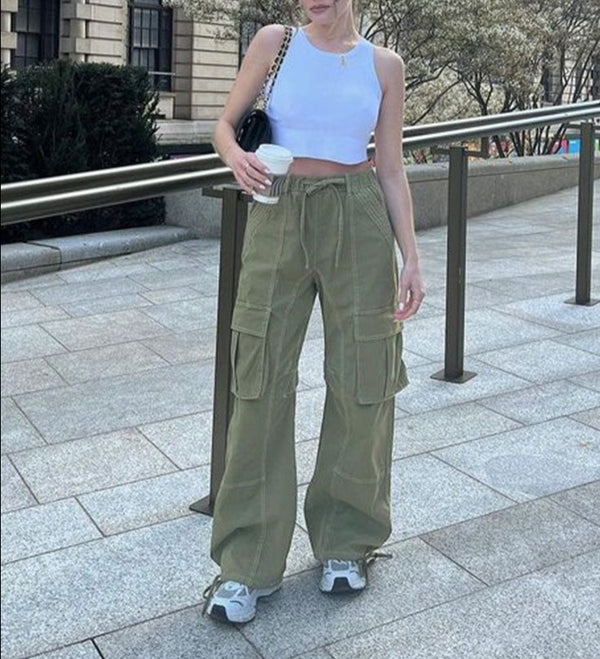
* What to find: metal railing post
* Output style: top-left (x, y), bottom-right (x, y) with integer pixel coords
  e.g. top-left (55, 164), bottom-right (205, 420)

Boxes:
top-left (190, 187), bottom-right (249, 515)
top-left (432, 145), bottom-right (476, 383)
top-left (566, 121), bottom-right (598, 306)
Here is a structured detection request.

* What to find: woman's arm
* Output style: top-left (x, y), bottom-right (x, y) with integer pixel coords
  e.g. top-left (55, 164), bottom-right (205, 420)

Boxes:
top-left (373, 48), bottom-right (425, 321)
top-left (213, 24), bottom-right (285, 193)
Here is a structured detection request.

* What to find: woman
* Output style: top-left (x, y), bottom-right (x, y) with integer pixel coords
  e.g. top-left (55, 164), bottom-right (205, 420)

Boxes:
top-left (204, 0), bottom-right (425, 624)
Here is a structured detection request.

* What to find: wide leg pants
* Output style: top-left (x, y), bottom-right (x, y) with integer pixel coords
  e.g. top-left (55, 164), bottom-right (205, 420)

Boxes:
top-left (210, 168), bottom-right (409, 588)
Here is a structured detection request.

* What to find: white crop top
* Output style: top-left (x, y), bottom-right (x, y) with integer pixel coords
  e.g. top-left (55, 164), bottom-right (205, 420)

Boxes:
top-left (266, 27), bottom-right (383, 165)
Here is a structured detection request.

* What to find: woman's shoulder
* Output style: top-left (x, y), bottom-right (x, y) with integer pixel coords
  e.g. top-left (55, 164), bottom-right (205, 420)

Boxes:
top-left (372, 45), bottom-right (405, 92)
top-left (248, 24), bottom-right (292, 64)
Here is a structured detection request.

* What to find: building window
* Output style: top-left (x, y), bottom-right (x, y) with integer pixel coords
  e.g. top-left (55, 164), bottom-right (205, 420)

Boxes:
top-left (12, 0), bottom-right (60, 69)
top-left (129, 0), bottom-right (173, 92)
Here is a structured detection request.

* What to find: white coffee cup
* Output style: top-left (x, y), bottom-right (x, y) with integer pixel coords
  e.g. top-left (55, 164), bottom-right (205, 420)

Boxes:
top-left (253, 144), bottom-right (294, 204)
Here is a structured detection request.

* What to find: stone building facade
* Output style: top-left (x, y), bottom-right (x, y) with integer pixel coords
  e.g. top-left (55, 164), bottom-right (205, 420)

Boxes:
top-left (0, 0), bottom-right (239, 140)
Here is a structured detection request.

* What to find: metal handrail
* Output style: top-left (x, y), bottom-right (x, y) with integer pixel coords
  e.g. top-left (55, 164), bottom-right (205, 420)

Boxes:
top-left (3, 101), bottom-right (598, 208)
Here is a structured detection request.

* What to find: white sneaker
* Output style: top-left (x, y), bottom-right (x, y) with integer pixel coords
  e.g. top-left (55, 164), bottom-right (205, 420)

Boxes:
top-left (202, 578), bottom-right (281, 623)
top-left (319, 559), bottom-right (367, 593)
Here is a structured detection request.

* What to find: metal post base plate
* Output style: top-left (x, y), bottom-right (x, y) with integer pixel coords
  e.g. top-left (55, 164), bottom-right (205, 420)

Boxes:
top-left (564, 297), bottom-right (599, 307)
top-left (189, 495), bottom-right (213, 516)
top-left (431, 369), bottom-right (477, 384)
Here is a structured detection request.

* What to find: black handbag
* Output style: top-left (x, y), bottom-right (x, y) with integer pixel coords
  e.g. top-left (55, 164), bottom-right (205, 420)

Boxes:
top-left (235, 26), bottom-right (294, 152)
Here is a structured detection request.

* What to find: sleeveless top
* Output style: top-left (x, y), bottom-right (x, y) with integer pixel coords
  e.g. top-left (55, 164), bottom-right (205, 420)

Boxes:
top-left (266, 27), bottom-right (383, 165)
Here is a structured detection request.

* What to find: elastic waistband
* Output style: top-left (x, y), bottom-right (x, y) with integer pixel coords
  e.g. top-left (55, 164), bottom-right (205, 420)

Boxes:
top-left (277, 167), bottom-right (378, 195)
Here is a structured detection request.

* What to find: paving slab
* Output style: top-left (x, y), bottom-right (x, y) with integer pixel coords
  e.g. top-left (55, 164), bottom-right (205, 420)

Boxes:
top-left (128, 266), bottom-right (219, 292)
top-left (0, 398), bottom-right (45, 454)
top-left (1, 306), bottom-right (71, 329)
top-left (434, 418), bottom-right (600, 501)
top-left (1, 358), bottom-right (66, 396)
top-left (550, 481), bottom-right (600, 526)
top-left (422, 498), bottom-right (600, 584)
top-left (470, 271), bottom-right (576, 300)
top-left (296, 439), bottom-right (319, 486)
top-left (394, 359), bottom-right (531, 415)
top-left (327, 549), bottom-right (600, 659)
top-left (296, 387), bottom-right (326, 442)
top-left (139, 411), bottom-right (213, 469)
top-left (1, 325), bottom-right (67, 363)
top-left (138, 286), bottom-right (203, 304)
top-left (140, 296), bottom-right (219, 333)
top-left (424, 283), bottom-right (514, 311)
top-left (13, 361), bottom-right (214, 443)
top-left (59, 294), bottom-right (153, 318)
top-left (1, 290), bottom-right (44, 312)
top-left (572, 406), bottom-right (600, 430)
top-left (1, 456), bottom-right (37, 513)
top-left (45, 342), bottom-right (168, 384)
top-left (94, 606), bottom-right (260, 659)
top-left (55, 262), bottom-right (159, 284)
top-left (31, 278), bottom-right (146, 306)
top-left (0, 516), bottom-right (213, 659)
top-left (141, 327), bottom-right (216, 363)
top-left (1, 498), bottom-right (101, 564)
top-left (475, 339), bottom-right (600, 384)
top-left (393, 402), bottom-right (522, 459)
top-left (553, 328), bottom-right (600, 355)
top-left (30, 641), bottom-right (102, 659)
top-left (78, 466), bottom-right (208, 535)
top-left (40, 310), bottom-right (170, 351)
top-left (388, 455), bottom-right (514, 542)
top-left (10, 428), bottom-right (177, 502)
top-left (570, 370), bottom-right (600, 392)
top-left (478, 380), bottom-right (600, 425)
top-left (238, 538), bottom-right (482, 659)
top-left (496, 293), bottom-right (600, 332)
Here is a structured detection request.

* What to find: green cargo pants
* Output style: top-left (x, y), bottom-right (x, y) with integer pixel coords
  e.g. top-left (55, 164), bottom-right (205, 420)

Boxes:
top-left (210, 167), bottom-right (409, 588)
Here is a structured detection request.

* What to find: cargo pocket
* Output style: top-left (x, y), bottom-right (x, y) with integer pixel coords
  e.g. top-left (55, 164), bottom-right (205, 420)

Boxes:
top-left (230, 302), bottom-right (271, 399)
top-left (354, 308), bottom-right (408, 404)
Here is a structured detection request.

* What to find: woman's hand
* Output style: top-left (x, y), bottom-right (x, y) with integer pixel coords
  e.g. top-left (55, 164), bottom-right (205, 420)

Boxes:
top-left (226, 145), bottom-right (272, 195)
top-left (394, 261), bottom-right (425, 321)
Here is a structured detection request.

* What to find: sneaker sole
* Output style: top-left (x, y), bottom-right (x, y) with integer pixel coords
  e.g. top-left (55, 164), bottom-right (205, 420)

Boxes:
top-left (208, 584), bottom-right (281, 624)
top-left (321, 577), bottom-right (365, 594)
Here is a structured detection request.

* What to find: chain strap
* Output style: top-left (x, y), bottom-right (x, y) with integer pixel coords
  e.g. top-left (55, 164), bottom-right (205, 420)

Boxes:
top-left (255, 25), bottom-right (294, 111)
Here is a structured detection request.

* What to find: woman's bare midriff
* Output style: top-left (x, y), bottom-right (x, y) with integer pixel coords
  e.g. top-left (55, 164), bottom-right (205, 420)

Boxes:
top-left (288, 157), bottom-right (372, 177)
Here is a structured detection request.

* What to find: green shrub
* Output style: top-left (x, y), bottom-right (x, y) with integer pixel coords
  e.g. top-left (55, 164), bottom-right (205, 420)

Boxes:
top-left (1, 60), bottom-right (164, 243)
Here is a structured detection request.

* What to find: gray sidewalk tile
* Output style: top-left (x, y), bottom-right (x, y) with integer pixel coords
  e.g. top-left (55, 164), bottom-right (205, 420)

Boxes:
top-left (1, 358), bottom-right (66, 396)
top-left (388, 455), bottom-right (514, 542)
top-left (10, 428), bottom-right (177, 502)
top-left (1, 456), bottom-right (36, 512)
top-left (475, 339), bottom-right (600, 383)
top-left (238, 538), bottom-right (482, 659)
top-left (327, 550), bottom-right (600, 659)
top-left (294, 650), bottom-right (333, 659)
top-left (143, 256), bottom-right (207, 272)
top-left (142, 327), bottom-right (216, 363)
top-left (56, 262), bottom-right (159, 284)
top-left (1, 325), bottom-right (66, 363)
top-left (32, 278), bottom-right (146, 305)
top-left (129, 266), bottom-right (218, 292)
top-left (286, 524), bottom-right (320, 577)
top-left (78, 466), bottom-right (208, 535)
top-left (496, 293), bottom-right (600, 333)
top-left (422, 498), bottom-right (600, 585)
top-left (0, 516), bottom-right (212, 659)
top-left (139, 411), bottom-right (212, 469)
top-left (393, 402), bottom-right (521, 459)
top-left (296, 439), bottom-right (318, 486)
top-left (554, 328), bottom-right (600, 355)
top-left (298, 338), bottom-right (325, 389)
top-left (424, 283), bottom-right (514, 311)
top-left (140, 297), bottom-right (218, 332)
top-left (14, 361), bottom-right (214, 443)
top-left (478, 380), bottom-right (600, 424)
top-left (139, 286), bottom-right (203, 304)
top-left (1, 498), bottom-right (102, 564)
top-left (434, 418), bottom-right (600, 501)
top-left (296, 387), bottom-right (326, 441)
top-left (2, 272), bottom-right (65, 291)
top-left (404, 308), bottom-right (559, 362)
top-left (1, 290), bottom-right (44, 312)
top-left (569, 369), bottom-right (600, 392)
top-left (572, 406), bottom-right (600, 430)
top-left (1, 398), bottom-right (45, 454)
top-left (471, 271), bottom-right (575, 300)
top-left (46, 342), bottom-right (168, 384)
top-left (1, 306), bottom-right (70, 329)
top-left (31, 641), bottom-right (102, 659)
top-left (394, 359), bottom-right (531, 415)
top-left (95, 606), bottom-right (260, 659)
top-left (550, 481), bottom-right (600, 525)
top-left (59, 294), bottom-right (152, 318)
top-left (40, 310), bottom-right (170, 351)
